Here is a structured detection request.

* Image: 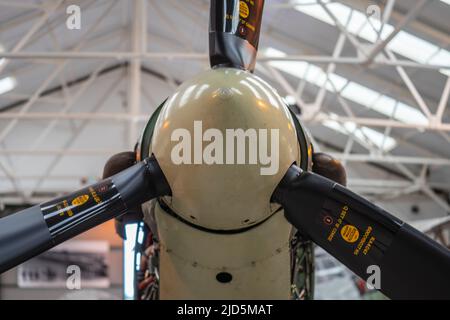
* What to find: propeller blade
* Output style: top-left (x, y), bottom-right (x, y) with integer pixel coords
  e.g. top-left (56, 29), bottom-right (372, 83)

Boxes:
top-left (209, 0), bottom-right (265, 72)
top-left (272, 164), bottom-right (450, 299)
top-left (0, 156), bottom-right (170, 274)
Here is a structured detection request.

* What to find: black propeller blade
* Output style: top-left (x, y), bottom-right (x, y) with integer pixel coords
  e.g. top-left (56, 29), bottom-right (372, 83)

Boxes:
top-left (209, 0), bottom-right (264, 72)
top-left (0, 156), bottom-right (171, 274)
top-left (272, 164), bottom-right (450, 299)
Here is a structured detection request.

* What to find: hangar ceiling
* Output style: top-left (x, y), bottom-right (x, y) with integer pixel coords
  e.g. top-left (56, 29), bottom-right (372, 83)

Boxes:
top-left (0, 0), bottom-right (449, 222)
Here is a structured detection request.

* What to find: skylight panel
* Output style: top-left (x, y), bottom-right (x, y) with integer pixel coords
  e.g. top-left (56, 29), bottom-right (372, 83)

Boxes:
top-left (326, 73), bottom-right (348, 92)
top-left (264, 47), bottom-right (429, 126)
top-left (293, 1), bottom-right (450, 74)
top-left (359, 126), bottom-right (397, 151)
top-left (265, 49), bottom-right (347, 90)
top-left (370, 95), bottom-right (397, 118)
top-left (294, 1), bottom-right (334, 25)
top-left (439, 69), bottom-right (450, 77)
top-left (322, 117), bottom-right (397, 152)
top-left (387, 31), bottom-right (439, 64)
top-left (429, 49), bottom-right (450, 65)
top-left (341, 82), bottom-right (380, 107)
top-left (392, 101), bottom-right (429, 125)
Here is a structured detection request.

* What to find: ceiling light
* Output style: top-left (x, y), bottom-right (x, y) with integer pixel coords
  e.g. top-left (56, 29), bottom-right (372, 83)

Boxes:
top-left (284, 95), bottom-right (297, 105)
top-left (0, 77), bottom-right (17, 95)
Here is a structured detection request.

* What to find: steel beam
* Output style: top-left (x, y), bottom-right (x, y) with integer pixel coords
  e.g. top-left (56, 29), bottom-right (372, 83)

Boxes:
top-left (363, 0), bottom-right (428, 66)
top-left (127, 0), bottom-right (145, 146)
top-left (0, 51), bottom-right (448, 71)
top-left (329, 153), bottom-right (450, 166)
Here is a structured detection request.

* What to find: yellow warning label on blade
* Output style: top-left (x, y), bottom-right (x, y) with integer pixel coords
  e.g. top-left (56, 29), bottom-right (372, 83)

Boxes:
top-left (71, 194), bottom-right (89, 207)
top-left (239, 1), bottom-right (250, 18)
top-left (340, 224), bottom-right (360, 243)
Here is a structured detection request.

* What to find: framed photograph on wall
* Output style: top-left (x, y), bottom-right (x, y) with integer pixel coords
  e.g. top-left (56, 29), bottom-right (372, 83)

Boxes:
top-left (18, 240), bottom-right (110, 288)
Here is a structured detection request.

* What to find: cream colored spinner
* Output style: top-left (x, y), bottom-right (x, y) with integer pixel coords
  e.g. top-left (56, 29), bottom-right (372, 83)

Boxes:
top-left (151, 68), bottom-right (300, 231)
